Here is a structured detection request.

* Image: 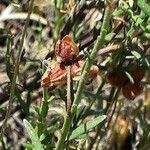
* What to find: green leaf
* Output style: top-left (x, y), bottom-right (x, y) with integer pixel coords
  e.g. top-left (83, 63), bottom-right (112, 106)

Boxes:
top-left (125, 72), bottom-right (134, 83)
top-left (105, 33), bottom-right (115, 42)
top-left (23, 143), bottom-right (34, 150)
top-left (131, 51), bottom-right (141, 59)
top-left (144, 33), bottom-right (150, 38)
top-left (146, 25), bottom-right (150, 32)
top-left (134, 15), bottom-right (143, 26)
top-left (23, 119), bottom-right (44, 150)
top-left (136, 0), bottom-right (150, 17)
top-left (84, 91), bottom-right (102, 100)
top-left (69, 115), bottom-right (106, 140)
top-left (144, 58), bottom-right (150, 67)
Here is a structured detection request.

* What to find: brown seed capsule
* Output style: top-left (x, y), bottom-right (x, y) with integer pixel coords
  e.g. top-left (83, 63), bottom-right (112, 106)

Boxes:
top-left (122, 82), bottom-right (142, 100)
top-left (107, 71), bottom-right (127, 87)
top-left (130, 68), bottom-right (145, 82)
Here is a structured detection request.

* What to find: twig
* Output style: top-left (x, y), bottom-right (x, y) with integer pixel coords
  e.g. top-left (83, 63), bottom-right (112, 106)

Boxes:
top-left (0, 0), bottom-right (35, 141)
top-left (55, 1), bottom-right (114, 150)
top-left (97, 44), bottom-right (120, 56)
top-left (88, 88), bottom-right (120, 150)
top-left (0, 12), bottom-right (47, 25)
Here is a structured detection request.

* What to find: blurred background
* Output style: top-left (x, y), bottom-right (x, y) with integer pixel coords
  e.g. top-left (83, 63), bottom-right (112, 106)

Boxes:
top-left (0, 0), bottom-right (150, 150)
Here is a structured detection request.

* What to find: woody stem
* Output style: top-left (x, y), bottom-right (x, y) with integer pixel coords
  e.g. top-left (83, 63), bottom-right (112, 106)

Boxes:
top-left (55, 1), bottom-right (114, 150)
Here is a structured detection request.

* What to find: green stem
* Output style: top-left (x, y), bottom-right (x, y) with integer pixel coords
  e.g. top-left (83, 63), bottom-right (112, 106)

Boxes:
top-left (37, 87), bottom-right (49, 136)
top-left (53, 0), bottom-right (64, 41)
top-left (55, 1), bottom-right (113, 150)
top-left (136, 0), bottom-right (150, 17)
top-left (72, 1), bottom-right (112, 110)
top-left (56, 114), bottom-right (73, 150)
top-left (0, 0), bottom-right (34, 141)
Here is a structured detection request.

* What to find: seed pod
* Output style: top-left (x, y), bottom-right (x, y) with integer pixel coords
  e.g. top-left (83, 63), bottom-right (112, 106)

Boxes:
top-left (122, 82), bottom-right (142, 100)
top-left (130, 68), bottom-right (145, 82)
top-left (107, 71), bottom-right (127, 87)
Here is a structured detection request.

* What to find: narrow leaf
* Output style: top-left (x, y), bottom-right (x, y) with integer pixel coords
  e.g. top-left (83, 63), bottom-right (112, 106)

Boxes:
top-left (125, 72), bottom-right (134, 84)
top-left (69, 115), bottom-right (106, 140)
top-left (131, 51), bottom-right (141, 59)
top-left (23, 119), bottom-right (44, 150)
top-left (137, 0), bottom-right (150, 17)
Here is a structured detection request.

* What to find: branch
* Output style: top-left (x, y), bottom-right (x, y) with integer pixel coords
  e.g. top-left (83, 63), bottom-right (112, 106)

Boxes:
top-left (0, 12), bottom-right (47, 25)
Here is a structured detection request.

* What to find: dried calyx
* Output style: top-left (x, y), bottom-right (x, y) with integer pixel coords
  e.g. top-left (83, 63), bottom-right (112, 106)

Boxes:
top-left (41, 35), bottom-right (99, 87)
top-left (55, 35), bottom-right (79, 64)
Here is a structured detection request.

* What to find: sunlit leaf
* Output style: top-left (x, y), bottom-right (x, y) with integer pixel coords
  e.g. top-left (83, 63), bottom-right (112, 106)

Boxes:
top-left (131, 51), bottom-right (141, 59)
top-left (69, 115), bottom-right (106, 140)
top-left (23, 119), bottom-right (44, 150)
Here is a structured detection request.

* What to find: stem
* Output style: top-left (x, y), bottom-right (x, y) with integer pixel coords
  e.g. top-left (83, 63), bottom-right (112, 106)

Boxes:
top-left (72, 2), bottom-right (112, 107)
top-left (53, 0), bottom-right (64, 41)
top-left (0, 0), bottom-right (34, 141)
top-left (136, 0), bottom-right (150, 17)
top-left (55, 1), bottom-right (113, 150)
top-left (37, 87), bottom-right (49, 136)
top-left (56, 114), bottom-right (73, 150)
top-left (67, 66), bottom-right (72, 113)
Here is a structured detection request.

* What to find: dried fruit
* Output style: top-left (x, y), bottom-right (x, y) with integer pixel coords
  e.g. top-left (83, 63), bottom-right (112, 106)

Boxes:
top-left (107, 71), bottom-right (127, 87)
top-left (122, 82), bottom-right (142, 100)
top-left (42, 35), bottom-right (98, 88)
top-left (41, 62), bottom-right (67, 87)
top-left (55, 35), bottom-right (79, 63)
top-left (41, 61), bottom-right (98, 87)
top-left (130, 68), bottom-right (145, 82)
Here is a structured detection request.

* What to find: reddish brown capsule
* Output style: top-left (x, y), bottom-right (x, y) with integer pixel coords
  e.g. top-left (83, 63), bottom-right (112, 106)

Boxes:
top-left (122, 82), bottom-right (142, 100)
top-left (130, 68), bottom-right (145, 82)
top-left (55, 35), bottom-right (79, 62)
top-left (107, 71), bottom-right (127, 87)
